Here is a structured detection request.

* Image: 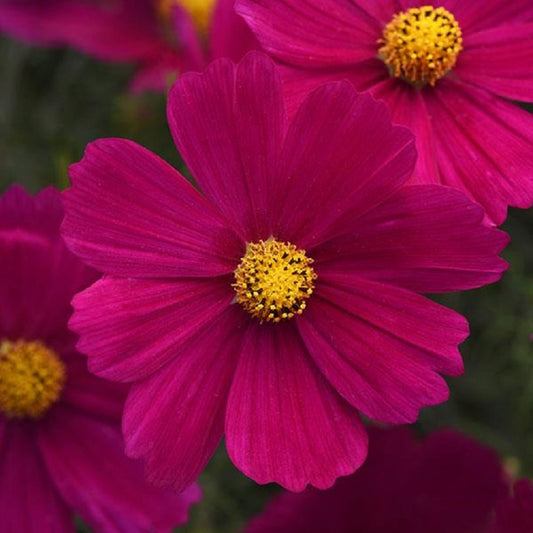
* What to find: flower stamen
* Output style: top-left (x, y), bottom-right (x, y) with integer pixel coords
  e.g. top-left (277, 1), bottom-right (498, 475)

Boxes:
top-left (0, 340), bottom-right (66, 419)
top-left (378, 5), bottom-right (463, 86)
top-left (233, 238), bottom-right (317, 323)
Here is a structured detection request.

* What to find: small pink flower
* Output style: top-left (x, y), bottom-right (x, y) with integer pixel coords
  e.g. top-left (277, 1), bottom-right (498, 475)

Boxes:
top-left (236, 0), bottom-right (533, 225)
top-left (0, 185), bottom-right (200, 532)
top-left (245, 426), bottom-right (511, 533)
top-left (63, 52), bottom-right (508, 491)
top-left (0, 0), bottom-right (258, 92)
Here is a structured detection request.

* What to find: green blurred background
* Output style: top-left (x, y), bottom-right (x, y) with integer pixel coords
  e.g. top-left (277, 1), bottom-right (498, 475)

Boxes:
top-left (0, 36), bottom-right (532, 533)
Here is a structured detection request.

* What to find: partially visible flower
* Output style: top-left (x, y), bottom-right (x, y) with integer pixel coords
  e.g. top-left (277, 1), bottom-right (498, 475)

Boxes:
top-left (245, 427), bottom-right (511, 533)
top-left (491, 479), bottom-right (533, 533)
top-left (0, 0), bottom-right (258, 92)
top-left (0, 185), bottom-right (200, 532)
top-left (63, 52), bottom-right (508, 492)
top-left (236, 0), bottom-right (533, 225)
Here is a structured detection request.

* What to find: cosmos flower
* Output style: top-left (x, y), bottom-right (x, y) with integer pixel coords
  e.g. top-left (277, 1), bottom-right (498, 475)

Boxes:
top-left (0, 185), bottom-right (200, 532)
top-left (0, 0), bottom-right (258, 92)
top-left (236, 0), bottom-right (533, 224)
top-left (244, 426), bottom-right (511, 533)
top-left (63, 52), bottom-right (508, 492)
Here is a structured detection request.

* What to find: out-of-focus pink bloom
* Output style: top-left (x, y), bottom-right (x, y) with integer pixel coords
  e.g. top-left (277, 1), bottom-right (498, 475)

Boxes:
top-left (0, 185), bottom-right (200, 532)
top-left (62, 52), bottom-right (508, 492)
top-left (491, 479), bottom-right (533, 533)
top-left (237, 0), bottom-right (533, 225)
top-left (245, 427), bottom-right (512, 533)
top-left (0, 0), bottom-right (258, 92)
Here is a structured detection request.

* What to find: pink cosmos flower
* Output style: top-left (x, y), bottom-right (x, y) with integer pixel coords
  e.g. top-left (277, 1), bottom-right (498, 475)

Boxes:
top-left (62, 52), bottom-right (508, 492)
top-left (236, 0), bottom-right (533, 225)
top-left (0, 0), bottom-right (258, 92)
top-left (244, 426), bottom-right (512, 533)
top-left (0, 185), bottom-right (200, 532)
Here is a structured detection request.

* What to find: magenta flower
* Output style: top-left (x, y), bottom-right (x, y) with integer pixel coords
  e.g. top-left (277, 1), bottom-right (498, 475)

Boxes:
top-left (245, 426), bottom-right (511, 533)
top-left (63, 52), bottom-right (508, 492)
top-left (0, 0), bottom-right (258, 92)
top-left (0, 185), bottom-right (200, 532)
top-left (491, 479), bottom-right (533, 533)
top-left (236, 0), bottom-right (533, 225)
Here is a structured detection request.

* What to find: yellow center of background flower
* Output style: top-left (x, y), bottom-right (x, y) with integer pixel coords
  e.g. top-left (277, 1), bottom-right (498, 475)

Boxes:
top-left (0, 340), bottom-right (66, 419)
top-left (157, 0), bottom-right (216, 34)
top-left (233, 238), bottom-right (317, 323)
top-left (378, 5), bottom-right (462, 86)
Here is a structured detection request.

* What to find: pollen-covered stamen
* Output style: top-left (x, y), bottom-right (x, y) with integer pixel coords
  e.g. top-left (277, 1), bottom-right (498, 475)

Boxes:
top-left (378, 5), bottom-right (463, 86)
top-left (0, 340), bottom-right (66, 419)
top-left (156, 0), bottom-right (216, 34)
top-left (233, 238), bottom-right (317, 323)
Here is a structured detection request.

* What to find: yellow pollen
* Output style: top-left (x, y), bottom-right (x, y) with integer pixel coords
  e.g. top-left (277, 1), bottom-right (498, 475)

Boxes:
top-left (233, 238), bottom-right (317, 323)
top-left (378, 5), bottom-right (463, 86)
top-left (0, 340), bottom-right (66, 419)
top-left (156, 0), bottom-right (216, 34)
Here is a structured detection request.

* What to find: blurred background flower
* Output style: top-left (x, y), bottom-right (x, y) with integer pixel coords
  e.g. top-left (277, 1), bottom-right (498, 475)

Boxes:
top-left (244, 426), bottom-right (530, 533)
top-left (0, 185), bottom-right (200, 532)
top-left (0, 0), bottom-right (258, 92)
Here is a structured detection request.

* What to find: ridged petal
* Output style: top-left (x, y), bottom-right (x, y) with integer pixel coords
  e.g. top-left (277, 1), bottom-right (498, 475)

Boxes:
top-left (299, 274), bottom-right (468, 423)
top-left (168, 52), bottom-right (287, 241)
top-left (71, 276), bottom-right (234, 382)
top-left (123, 306), bottom-right (247, 492)
top-left (312, 185), bottom-right (508, 293)
top-left (226, 322), bottom-right (368, 491)
top-left (39, 407), bottom-right (201, 532)
top-left (63, 138), bottom-right (241, 278)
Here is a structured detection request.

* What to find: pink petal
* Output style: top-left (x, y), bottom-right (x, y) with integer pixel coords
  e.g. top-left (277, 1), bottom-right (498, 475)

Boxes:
top-left (299, 274), bottom-right (468, 424)
top-left (280, 59), bottom-right (389, 119)
top-left (0, 186), bottom-right (97, 342)
top-left (0, 417), bottom-right (5, 449)
top-left (236, 0), bottom-right (382, 67)
top-left (63, 138), bottom-right (242, 277)
top-left (123, 306), bottom-right (247, 492)
top-left (456, 23), bottom-right (533, 101)
top-left (171, 4), bottom-right (206, 71)
top-left (167, 52), bottom-right (287, 241)
top-left (209, 0), bottom-right (260, 62)
top-left (0, 422), bottom-right (71, 532)
top-left (312, 185), bottom-right (508, 293)
top-left (129, 55), bottom-right (184, 93)
top-left (62, 354), bottom-right (128, 424)
top-left (374, 81), bottom-right (441, 185)
top-left (0, 0), bottom-right (163, 61)
top-left (71, 276), bottom-right (234, 382)
top-left (274, 82), bottom-right (415, 249)
top-left (402, 0), bottom-right (533, 34)
top-left (39, 407), bottom-right (201, 532)
top-left (425, 80), bottom-right (533, 224)
top-left (492, 479), bottom-right (533, 533)
top-left (225, 322), bottom-right (368, 491)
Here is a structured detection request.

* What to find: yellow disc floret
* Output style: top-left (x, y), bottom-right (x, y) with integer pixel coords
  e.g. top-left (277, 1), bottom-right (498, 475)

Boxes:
top-left (157, 0), bottom-right (216, 34)
top-left (233, 238), bottom-right (317, 323)
top-left (0, 340), bottom-right (66, 419)
top-left (378, 5), bottom-right (463, 86)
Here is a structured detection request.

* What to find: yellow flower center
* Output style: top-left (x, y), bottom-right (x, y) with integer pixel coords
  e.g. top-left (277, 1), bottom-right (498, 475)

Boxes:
top-left (378, 5), bottom-right (463, 86)
top-left (156, 0), bottom-right (216, 34)
top-left (233, 238), bottom-right (317, 323)
top-left (0, 340), bottom-right (66, 419)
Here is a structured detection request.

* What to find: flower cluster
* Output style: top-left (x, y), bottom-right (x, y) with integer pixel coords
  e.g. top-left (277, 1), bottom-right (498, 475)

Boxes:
top-left (0, 0), bottom-right (531, 530)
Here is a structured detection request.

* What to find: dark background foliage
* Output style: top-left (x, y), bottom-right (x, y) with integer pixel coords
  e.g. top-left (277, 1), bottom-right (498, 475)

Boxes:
top-left (0, 36), bottom-right (531, 533)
